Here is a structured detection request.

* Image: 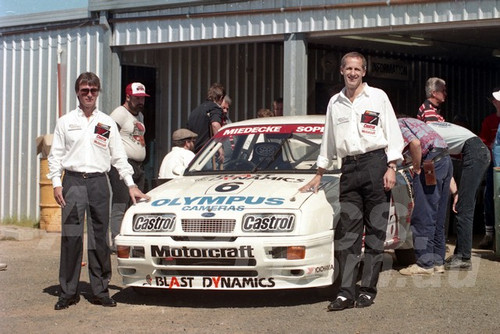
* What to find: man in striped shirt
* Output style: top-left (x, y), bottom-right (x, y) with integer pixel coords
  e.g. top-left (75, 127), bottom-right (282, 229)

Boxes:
top-left (417, 77), bottom-right (447, 123)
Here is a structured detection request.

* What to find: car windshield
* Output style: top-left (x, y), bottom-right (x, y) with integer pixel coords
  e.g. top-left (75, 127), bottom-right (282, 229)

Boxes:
top-left (185, 123), bottom-right (337, 175)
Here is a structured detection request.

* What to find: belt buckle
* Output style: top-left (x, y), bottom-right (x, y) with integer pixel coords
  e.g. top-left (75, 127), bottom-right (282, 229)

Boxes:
top-left (82, 172), bottom-right (88, 179)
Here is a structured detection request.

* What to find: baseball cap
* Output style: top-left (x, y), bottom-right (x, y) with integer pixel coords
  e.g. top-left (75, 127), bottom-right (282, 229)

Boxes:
top-left (172, 128), bottom-right (198, 141)
top-left (125, 82), bottom-right (150, 97)
top-left (493, 89), bottom-right (500, 101)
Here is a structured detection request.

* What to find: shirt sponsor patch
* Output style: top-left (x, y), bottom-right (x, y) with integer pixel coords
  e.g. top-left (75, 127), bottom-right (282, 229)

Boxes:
top-left (94, 134), bottom-right (108, 148)
top-left (361, 110), bottom-right (380, 125)
top-left (337, 116), bottom-right (349, 124)
top-left (68, 123), bottom-right (82, 131)
top-left (94, 122), bottom-right (110, 148)
top-left (95, 122), bottom-right (110, 138)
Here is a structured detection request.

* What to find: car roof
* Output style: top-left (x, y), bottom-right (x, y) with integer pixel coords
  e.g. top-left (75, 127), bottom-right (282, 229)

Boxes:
top-left (222, 115), bottom-right (326, 129)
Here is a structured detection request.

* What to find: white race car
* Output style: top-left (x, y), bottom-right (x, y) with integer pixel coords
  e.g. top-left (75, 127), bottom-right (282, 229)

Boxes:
top-left (116, 115), bottom-right (414, 291)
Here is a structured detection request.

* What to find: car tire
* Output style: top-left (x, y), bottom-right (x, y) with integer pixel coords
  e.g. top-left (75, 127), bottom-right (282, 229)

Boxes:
top-left (394, 248), bottom-right (416, 266)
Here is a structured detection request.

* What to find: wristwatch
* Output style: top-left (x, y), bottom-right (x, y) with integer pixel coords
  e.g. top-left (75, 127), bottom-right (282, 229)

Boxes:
top-left (387, 164), bottom-right (397, 172)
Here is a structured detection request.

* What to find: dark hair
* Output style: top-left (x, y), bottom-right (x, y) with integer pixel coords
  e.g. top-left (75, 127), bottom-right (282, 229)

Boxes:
top-left (74, 72), bottom-right (101, 93)
top-left (341, 52), bottom-right (367, 70)
top-left (172, 139), bottom-right (186, 147)
top-left (207, 83), bottom-right (225, 102)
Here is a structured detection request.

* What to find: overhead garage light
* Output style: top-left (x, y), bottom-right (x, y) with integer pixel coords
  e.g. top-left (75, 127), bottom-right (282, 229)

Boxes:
top-left (492, 49), bottom-right (500, 58)
top-left (341, 35), bottom-right (433, 47)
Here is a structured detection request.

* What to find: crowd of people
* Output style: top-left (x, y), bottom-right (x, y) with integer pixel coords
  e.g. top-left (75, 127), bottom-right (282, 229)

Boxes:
top-left (44, 50), bottom-right (498, 311)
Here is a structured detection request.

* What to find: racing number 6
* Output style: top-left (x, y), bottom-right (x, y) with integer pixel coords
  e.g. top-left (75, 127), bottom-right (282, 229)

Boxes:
top-left (215, 182), bottom-right (243, 192)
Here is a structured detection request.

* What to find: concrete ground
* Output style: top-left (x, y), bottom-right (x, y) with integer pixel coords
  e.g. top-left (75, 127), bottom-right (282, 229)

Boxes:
top-left (1, 225), bottom-right (499, 334)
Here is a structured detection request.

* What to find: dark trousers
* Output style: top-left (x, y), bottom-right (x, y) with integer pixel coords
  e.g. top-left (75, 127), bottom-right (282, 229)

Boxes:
top-left (59, 173), bottom-right (111, 299)
top-left (108, 160), bottom-right (144, 249)
top-left (411, 154), bottom-right (452, 268)
top-left (454, 137), bottom-right (490, 259)
top-left (335, 149), bottom-right (389, 301)
top-left (483, 161), bottom-right (495, 231)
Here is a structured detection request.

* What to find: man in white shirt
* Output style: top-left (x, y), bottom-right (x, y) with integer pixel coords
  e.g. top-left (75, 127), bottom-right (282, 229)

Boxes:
top-left (47, 72), bottom-right (149, 310)
top-left (108, 82), bottom-right (149, 252)
top-left (300, 52), bottom-right (403, 311)
top-left (159, 129), bottom-right (197, 180)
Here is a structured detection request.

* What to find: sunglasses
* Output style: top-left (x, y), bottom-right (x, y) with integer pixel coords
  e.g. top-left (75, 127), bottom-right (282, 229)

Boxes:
top-left (79, 88), bottom-right (99, 95)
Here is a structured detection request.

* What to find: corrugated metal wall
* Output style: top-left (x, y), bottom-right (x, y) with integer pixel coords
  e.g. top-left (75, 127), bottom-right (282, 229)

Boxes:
top-left (111, 0), bottom-right (500, 47)
top-left (0, 25), bottom-right (107, 222)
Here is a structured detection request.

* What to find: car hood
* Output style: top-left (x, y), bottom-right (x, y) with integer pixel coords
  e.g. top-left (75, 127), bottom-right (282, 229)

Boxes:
top-left (132, 174), bottom-right (338, 213)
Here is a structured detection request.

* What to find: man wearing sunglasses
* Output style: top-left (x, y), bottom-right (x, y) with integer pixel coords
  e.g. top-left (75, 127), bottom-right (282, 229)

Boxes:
top-left (47, 72), bottom-right (150, 310)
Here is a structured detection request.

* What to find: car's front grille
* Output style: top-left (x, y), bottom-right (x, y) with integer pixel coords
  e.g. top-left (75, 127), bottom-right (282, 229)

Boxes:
top-left (181, 219), bottom-right (236, 233)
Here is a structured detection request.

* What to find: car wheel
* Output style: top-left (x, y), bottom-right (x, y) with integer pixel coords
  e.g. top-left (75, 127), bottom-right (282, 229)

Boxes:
top-left (394, 248), bottom-right (416, 266)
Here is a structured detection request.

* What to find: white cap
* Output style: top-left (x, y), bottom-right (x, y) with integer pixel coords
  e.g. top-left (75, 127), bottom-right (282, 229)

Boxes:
top-left (493, 89), bottom-right (500, 101)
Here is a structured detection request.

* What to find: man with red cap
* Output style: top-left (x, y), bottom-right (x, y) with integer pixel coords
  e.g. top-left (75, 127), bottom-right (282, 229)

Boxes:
top-left (108, 82), bottom-right (150, 252)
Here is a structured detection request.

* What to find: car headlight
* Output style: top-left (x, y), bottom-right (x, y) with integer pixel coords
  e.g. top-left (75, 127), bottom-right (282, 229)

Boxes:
top-left (132, 214), bottom-right (176, 232)
top-left (242, 213), bottom-right (295, 232)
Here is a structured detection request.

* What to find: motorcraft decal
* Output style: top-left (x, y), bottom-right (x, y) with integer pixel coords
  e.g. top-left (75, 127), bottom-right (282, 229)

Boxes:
top-left (151, 276), bottom-right (276, 289)
top-left (151, 245), bottom-right (254, 258)
top-left (151, 196), bottom-right (285, 210)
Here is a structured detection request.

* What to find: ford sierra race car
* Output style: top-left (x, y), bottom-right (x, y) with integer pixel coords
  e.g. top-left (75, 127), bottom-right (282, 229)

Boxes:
top-left (115, 115), bottom-right (414, 291)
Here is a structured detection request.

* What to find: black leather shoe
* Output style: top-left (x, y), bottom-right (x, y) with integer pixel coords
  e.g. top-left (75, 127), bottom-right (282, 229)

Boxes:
top-left (54, 295), bottom-right (80, 310)
top-left (327, 297), bottom-right (354, 311)
top-left (356, 294), bottom-right (374, 308)
top-left (91, 295), bottom-right (117, 307)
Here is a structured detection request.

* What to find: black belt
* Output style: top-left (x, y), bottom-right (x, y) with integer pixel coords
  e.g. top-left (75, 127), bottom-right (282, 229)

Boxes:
top-left (342, 148), bottom-right (385, 163)
top-left (426, 148), bottom-right (449, 163)
top-left (128, 159), bottom-right (143, 166)
top-left (65, 170), bottom-right (105, 179)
